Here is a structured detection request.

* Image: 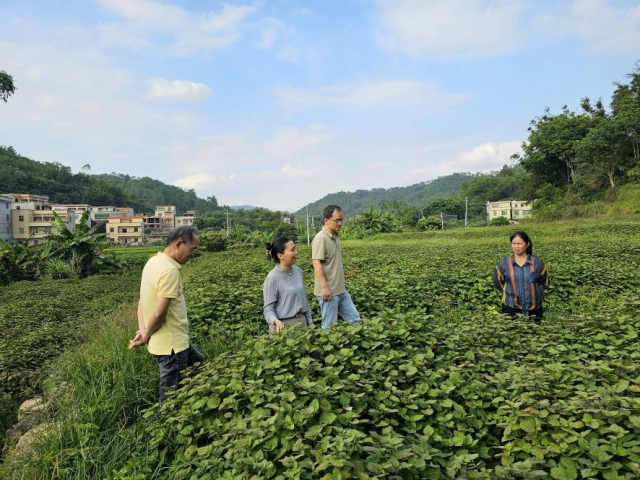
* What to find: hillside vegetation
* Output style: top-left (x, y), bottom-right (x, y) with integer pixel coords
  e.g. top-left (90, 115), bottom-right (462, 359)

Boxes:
top-left (0, 146), bottom-right (219, 215)
top-left (295, 173), bottom-right (481, 216)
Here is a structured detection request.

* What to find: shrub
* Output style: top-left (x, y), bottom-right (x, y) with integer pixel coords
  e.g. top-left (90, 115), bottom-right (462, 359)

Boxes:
top-left (488, 216), bottom-right (510, 226)
top-left (417, 216), bottom-right (441, 231)
top-left (199, 230), bottom-right (229, 252)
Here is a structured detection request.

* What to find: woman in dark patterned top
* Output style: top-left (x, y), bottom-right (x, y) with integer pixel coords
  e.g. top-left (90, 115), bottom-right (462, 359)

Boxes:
top-left (263, 237), bottom-right (313, 336)
top-left (493, 231), bottom-right (549, 320)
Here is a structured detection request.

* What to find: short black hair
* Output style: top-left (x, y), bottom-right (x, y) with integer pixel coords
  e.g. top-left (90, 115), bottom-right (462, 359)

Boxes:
top-left (166, 226), bottom-right (197, 246)
top-left (323, 205), bottom-right (342, 220)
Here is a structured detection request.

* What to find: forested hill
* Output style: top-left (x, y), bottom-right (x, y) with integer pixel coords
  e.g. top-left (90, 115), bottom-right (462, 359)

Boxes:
top-left (295, 172), bottom-right (483, 216)
top-left (0, 146), bottom-right (219, 215)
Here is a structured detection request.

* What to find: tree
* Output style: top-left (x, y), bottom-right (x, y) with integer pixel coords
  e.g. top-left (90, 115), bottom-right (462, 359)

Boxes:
top-left (0, 70), bottom-right (16, 103)
top-left (575, 116), bottom-right (631, 188)
top-left (352, 206), bottom-right (402, 235)
top-left (382, 200), bottom-right (421, 227)
top-left (611, 62), bottom-right (640, 162)
top-left (422, 197), bottom-right (464, 219)
top-left (45, 211), bottom-right (110, 278)
top-left (521, 106), bottom-right (596, 187)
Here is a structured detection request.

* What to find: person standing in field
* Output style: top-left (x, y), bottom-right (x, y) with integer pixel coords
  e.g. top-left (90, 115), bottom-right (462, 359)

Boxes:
top-left (493, 231), bottom-right (549, 320)
top-left (129, 226), bottom-right (204, 404)
top-left (312, 205), bottom-right (360, 329)
top-left (263, 237), bottom-right (313, 337)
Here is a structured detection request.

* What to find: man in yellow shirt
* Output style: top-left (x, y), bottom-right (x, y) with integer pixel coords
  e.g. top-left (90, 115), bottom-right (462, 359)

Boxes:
top-left (130, 226), bottom-right (202, 403)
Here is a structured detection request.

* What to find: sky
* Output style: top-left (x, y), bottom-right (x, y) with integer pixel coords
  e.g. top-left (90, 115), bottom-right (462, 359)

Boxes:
top-left (1, 1), bottom-right (639, 212)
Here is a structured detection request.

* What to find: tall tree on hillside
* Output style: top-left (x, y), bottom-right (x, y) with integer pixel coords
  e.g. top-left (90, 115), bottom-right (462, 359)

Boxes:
top-left (575, 116), bottom-right (631, 188)
top-left (611, 62), bottom-right (640, 162)
top-left (521, 106), bottom-right (597, 187)
top-left (0, 70), bottom-right (16, 103)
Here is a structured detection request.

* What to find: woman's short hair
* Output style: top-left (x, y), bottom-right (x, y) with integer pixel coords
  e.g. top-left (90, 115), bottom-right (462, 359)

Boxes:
top-left (510, 231), bottom-right (533, 255)
top-left (265, 237), bottom-right (291, 263)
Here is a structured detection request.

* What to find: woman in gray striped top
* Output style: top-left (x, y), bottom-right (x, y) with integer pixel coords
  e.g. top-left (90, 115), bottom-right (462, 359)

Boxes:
top-left (263, 237), bottom-right (313, 336)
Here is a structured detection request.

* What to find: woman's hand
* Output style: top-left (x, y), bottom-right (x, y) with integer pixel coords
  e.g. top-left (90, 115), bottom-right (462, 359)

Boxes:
top-left (273, 319), bottom-right (284, 333)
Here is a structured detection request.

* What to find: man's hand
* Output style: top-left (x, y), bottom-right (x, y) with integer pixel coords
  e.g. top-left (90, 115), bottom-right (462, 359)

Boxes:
top-left (321, 286), bottom-right (332, 302)
top-left (273, 319), bottom-right (284, 333)
top-left (128, 330), bottom-right (148, 349)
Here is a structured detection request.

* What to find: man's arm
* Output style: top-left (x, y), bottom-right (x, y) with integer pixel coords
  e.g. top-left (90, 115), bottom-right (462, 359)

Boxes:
top-left (312, 259), bottom-right (332, 301)
top-left (130, 297), bottom-right (171, 348)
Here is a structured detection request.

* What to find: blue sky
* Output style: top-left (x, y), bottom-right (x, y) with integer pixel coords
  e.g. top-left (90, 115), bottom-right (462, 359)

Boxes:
top-left (1, 0), bottom-right (639, 211)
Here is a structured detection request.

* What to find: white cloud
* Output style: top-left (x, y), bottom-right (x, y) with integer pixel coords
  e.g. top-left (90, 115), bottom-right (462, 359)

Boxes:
top-left (147, 78), bottom-right (212, 101)
top-left (256, 18), bottom-right (284, 49)
top-left (276, 46), bottom-right (300, 63)
top-left (375, 0), bottom-right (527, 59)
top-left (274, 79), bottom-right (467, 110)
top-left (97, 0), bottom-right (260, 55)
top-left (263, 125), bottom-right (333, 157)
top-left (409, 141), bottom-right (522, 179)
top-left (536, 0), bottom-right (640, 52)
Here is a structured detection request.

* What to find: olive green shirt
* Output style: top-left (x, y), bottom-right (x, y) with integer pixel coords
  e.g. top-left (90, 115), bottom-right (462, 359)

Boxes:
top-left (312, 227), bottom-right (346, 296)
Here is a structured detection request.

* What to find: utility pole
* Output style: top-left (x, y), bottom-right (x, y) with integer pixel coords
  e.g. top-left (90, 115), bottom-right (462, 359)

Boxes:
top-left (306, 207), bottom-right (310, 245)
top-left (440, 212), bottom-right (444, 231)
top-left (465, 197), bottom-right (468, 228)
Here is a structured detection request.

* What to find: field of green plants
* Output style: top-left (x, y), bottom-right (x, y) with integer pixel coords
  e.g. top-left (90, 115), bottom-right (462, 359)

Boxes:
top-left (1, 221), bottom-right (639, 479)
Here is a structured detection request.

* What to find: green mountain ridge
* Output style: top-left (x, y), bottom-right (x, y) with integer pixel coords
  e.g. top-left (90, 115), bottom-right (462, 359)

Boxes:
top-left (0, 146), bottom-right (219, 216)
top-left (295, 172), bottom-right (485, 216)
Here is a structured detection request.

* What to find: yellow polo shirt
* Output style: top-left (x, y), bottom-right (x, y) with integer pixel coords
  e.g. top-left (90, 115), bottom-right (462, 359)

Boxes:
top-left (139, 252), bottom-right (189, 355)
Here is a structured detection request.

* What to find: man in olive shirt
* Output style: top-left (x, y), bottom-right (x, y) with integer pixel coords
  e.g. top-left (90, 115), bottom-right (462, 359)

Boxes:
top-left (130, 226), bottom-right (203, 403)
top-left (312, 205), bottom-right (360, 330)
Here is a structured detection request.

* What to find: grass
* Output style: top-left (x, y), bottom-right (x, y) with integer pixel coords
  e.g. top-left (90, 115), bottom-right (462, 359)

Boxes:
top-left (0, 302), bottom-right (258, 480)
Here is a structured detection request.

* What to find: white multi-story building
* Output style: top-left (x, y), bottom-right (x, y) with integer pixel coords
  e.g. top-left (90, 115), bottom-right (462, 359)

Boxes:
top-left (486, 200), bottom-right (533, 222)
top-left (0, 195), bottom-right (12, 243)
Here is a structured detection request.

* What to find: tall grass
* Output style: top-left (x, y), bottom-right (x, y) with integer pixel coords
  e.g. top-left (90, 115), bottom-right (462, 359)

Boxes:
top-left (0, 303), bottom-right (258, 479)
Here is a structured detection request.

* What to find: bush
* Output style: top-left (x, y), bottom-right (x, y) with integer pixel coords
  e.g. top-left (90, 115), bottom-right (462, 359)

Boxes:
top-left (199, 230), bottom-right (229, 252)
top-left (488, 216), bottom-right (510, 226)
top-left (417, 216), bottom-right (441, 231)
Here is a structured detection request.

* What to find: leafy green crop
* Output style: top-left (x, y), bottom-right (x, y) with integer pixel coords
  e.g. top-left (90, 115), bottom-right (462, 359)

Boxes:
top-left (117, 299), bottom-right (640, 479)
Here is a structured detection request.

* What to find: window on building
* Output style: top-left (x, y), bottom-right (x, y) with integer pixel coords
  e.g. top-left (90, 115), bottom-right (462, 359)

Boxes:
top-left (18, 215), bottom-right (24, 222)
top-left (19, 228), bottom-right (24, 234)
top-left (134, 227), bottom-right (138, 232)
top-left (501, 210), bottom-right (508, 216)
top-left (110, 227), bottom-right (114, 233)
top-left (16, 206), bottom-right (20, 210)
top-left (122, 228), bottom-right (127, 233)
top-left (177, 220), bottom-right (181, 224)
top-left (523, 211), bottom-right (532, 217)
top-left (514, 210), bottom-right (520, 217)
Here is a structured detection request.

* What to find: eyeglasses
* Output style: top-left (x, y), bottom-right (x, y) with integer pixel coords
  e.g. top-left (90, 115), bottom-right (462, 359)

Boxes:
top-left (329, 218), bottom-right (344, 224)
